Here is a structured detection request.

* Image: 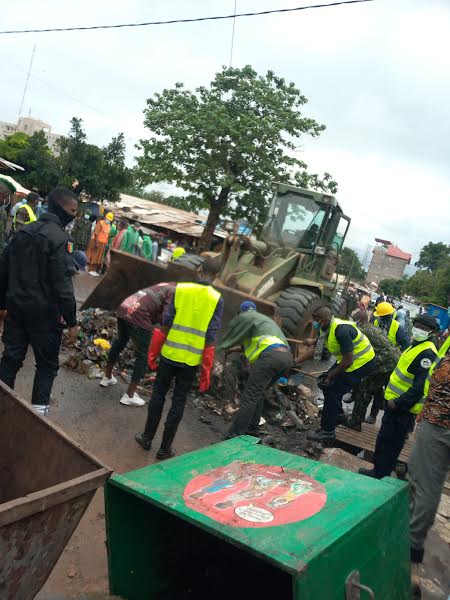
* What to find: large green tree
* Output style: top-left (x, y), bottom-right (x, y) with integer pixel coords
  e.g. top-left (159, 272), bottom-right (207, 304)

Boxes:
top-left (136, 65), bottom-right (337, 250)
top-left (16, 130), bottom-right (59, 194)
top-left (379, 277), bottom-right (408, 299)
top-left (337, 247), bottom-right (366, 281)
top-left (0, 132), bottom-right (29, 163)
top-left (415, 241), bottom-right (450, 273)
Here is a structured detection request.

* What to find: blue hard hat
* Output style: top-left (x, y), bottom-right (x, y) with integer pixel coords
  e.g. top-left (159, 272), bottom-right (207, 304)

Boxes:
top-left (73, 250), bottom-right (88, 271)
top-left (240, 300), bottom-right (257, 312)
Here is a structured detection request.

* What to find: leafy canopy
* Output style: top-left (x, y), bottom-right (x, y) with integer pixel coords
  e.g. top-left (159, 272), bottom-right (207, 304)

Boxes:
top-left (136, 65), bottom-right (337, 249)
top-left (415, 241), bottom-right (450, 273)
top-left (337, 247), bottom-right (366, 281)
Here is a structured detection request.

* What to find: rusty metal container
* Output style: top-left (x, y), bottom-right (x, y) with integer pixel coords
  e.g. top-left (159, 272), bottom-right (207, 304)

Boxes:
top-left (0, 382), bottom-right (112, 600)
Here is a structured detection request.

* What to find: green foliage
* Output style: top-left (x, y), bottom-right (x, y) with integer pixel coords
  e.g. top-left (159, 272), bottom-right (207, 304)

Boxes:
top-left (379, 278), bottom-right (407, 299)
top-left (337, 247), bottom-right (366, 281)
top-left (0, 132), bottom-right (29, 162)
top-left (16, 131), bottom-right (59, 194)
top-left (57, 118), bottom-right (129, 202)
top-left (136, 65), bottom-right (337, 249)
top-left (415, 241), bottom-right (450, 273)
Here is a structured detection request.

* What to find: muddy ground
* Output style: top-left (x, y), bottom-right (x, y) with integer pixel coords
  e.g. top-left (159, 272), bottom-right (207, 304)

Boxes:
top-left (4, 273), bottom-right (448, 599)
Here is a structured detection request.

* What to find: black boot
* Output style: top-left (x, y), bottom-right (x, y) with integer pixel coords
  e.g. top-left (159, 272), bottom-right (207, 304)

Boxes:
top-left (156, 424), bottom-right (178, 460)
top-left (135, 432), bottom-right (152, 451)
top-left (365, 409), bottom-right (378, 425)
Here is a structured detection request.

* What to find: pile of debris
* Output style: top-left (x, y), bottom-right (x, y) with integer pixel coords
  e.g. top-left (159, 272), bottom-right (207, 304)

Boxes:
top-left (62, 308), bottom-right (141, 384)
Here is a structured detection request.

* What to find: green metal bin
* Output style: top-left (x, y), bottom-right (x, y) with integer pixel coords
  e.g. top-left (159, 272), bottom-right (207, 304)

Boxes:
top-left (105, 436), bottom-right (409, 599)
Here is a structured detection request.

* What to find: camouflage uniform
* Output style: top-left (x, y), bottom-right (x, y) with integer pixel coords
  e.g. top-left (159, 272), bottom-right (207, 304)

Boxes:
top-left (348, 323), bottom-right (401, 428)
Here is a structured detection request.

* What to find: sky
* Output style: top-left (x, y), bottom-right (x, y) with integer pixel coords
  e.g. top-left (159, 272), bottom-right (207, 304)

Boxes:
top-left (1, 0), bottom-right (449, 266)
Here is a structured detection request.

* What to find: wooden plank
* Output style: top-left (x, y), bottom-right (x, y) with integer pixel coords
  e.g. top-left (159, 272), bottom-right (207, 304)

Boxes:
top-left (335, 423), bottom-right (414, 463)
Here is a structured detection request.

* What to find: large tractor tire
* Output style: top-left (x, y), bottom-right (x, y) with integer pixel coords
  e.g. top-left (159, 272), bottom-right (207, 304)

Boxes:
top-left (275, 287), bottom-right (322, 341)
top-left (172, 253), bottom-right (205, 270)
top-left (330, 295), bottom-right (347, 318)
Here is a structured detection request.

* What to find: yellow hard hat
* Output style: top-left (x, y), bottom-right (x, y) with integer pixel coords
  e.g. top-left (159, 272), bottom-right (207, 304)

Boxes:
top-left (373, 302), bottom-right (395, 317)
top-left (106, 212), bottom-right (114, 221)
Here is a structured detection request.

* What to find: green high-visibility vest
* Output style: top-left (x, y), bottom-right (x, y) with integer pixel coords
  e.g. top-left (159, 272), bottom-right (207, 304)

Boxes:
top-left (325, 318), bottom-right (375, 372)
top-left (13, 203), bottom-right (37, 229)
top-left (161, 283), bottom-right (221, 366)
top-left (385, 341), bottom-right (437, 414)
top-left (423, 335), bottom-right (450, 397)
top-left (373, 317), bottom-right (400, 346)
top-left (243, 335), bottom-right (288, 364)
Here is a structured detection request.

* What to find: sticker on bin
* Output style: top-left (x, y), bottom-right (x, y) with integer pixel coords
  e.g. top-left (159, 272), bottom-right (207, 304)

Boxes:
top-left (183, 461), bottom-right (327, 528)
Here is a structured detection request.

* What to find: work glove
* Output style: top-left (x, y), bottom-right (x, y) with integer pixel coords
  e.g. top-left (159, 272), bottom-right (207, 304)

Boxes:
top-left (148, 328), bottom-right (167, 371)
top-left (199, 345), bottom-right (215, 393)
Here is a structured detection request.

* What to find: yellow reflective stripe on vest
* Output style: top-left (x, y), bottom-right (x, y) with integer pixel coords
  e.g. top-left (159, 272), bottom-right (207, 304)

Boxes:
top-left (161, 283), bottom-right (221, 366)
top-left (424, 335), bottom-right (450, 396)
top-left (385, 341), bottom-right (437, 414)
top-left (13, 203), bottom-right (37, 227)
top-left (244, 335), bottom-right (287, 364)
top-left (325, 318), bottom-right (375, 372)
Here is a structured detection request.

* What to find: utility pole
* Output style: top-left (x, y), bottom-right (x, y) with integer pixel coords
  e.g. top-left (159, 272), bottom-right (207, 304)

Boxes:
top-left (18, 44), bottom-right (36, 121)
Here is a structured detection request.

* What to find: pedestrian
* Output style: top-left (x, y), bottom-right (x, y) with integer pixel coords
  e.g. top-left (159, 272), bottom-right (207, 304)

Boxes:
top-left (135, 259), bottom-right (223, 458)
top-left (152, 237), bottom-right (159, 262)
top-left (372, 301), bottom-right (410, 350)
top-left (375, 292), bottom-right (385, 307)
top-left (71, 209), bottom-right (93, 251)
top-left (346, 322), bottom-right (401, 430)
top-left (12, 191), bottom-right (39, 231)
top-left (102, 213), bottom-right (117, 271)
top-left (100, 282), bottom-right (176, 406)
top-left (409, 336), bottom-right (450, 596)
top-left (0, 186), bottom-right (78, 416)
top-left (359, 292), bottom-right (370, 311)
top-left (359, 314), bottom-right (439, 479)
top-left (396, 304), bottom-right (407, 328)
top-left (86, 213), bottom-right (112, 274)
top-left (105, 220), bottom-right (127, 269)
top-left (305, 306), bottom-right (376, 443)
top-left (35, 196), bottom-right (48, 219)
top-left (218, 301), bottom-right (293, 438)
top-left (120, 220), bottom-right (140, 255)
top-left (141, 233), bottom-right (153, 260)
top-left (172, 245), bottom-right (186, 262)
top-left (73, 249), bottom-right (88, 273)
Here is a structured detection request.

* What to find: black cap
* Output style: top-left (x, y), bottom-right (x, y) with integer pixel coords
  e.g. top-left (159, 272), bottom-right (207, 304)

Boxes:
top-left (414, 313), bottom-right (439, 332)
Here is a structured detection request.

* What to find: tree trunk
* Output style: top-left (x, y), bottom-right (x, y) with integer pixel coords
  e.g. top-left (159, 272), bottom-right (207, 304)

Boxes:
top-left (198, 187), bottom-right (230, 252)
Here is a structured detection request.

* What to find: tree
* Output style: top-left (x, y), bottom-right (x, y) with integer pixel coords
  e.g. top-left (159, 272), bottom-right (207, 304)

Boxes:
top-left (136, 65), bottom-right (337, 251)
top-left (16, 130), bottom-right (59, 194)
top-left (337, 247), bottom-right (366, 281)
top-left (379, 278), bottom-right (407, 299)
top-left (0, 132), bottom-right (29, 163)
top-left (415, 241), bottom-right (450, 273)
top-left (57, 117), bottom-right (129, 202)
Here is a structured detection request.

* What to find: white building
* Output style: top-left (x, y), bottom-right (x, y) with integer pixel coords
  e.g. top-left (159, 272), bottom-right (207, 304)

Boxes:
top-left (0, 116), bottom-right (62, 153)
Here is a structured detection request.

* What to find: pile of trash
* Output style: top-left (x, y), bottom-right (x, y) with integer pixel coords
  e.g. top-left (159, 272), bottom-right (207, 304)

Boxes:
top-left (62, 308), bottom-right (140, 383)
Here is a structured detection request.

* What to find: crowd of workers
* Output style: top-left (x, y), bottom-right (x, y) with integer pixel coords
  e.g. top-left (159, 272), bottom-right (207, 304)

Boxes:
top-left (0, 185), bottom-right (448, 596)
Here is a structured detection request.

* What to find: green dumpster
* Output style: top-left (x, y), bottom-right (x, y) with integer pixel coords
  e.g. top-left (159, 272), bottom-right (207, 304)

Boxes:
top-left (105, 436), bottom-right (410, 599)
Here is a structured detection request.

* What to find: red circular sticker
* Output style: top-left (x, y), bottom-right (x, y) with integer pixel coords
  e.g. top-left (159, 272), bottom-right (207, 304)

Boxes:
top-left (183, 461), bottom-right (327, 528)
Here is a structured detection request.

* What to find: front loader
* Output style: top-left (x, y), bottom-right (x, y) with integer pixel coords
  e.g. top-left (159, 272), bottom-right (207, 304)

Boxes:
top-left (83, 183), bottom-right (350, 341)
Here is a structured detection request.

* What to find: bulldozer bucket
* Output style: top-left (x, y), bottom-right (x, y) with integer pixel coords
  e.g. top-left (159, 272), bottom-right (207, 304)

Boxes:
top-left (82, 250), bottom-right (276, 328)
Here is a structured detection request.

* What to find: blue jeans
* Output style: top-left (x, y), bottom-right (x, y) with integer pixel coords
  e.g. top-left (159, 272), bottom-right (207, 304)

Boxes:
top-left (321, 359), bottom-right (375, 432)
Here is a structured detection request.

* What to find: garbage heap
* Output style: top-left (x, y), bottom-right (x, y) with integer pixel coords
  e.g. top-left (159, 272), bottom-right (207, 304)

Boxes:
top-left (62, 308), bottom-right (147, 385)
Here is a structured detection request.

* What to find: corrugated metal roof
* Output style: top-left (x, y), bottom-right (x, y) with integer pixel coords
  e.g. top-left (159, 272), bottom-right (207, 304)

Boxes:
top-left (115, 193), bottom-right (227, 238)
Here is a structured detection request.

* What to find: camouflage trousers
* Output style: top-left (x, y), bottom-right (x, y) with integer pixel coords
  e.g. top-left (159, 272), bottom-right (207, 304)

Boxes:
top-left (349, 371), bottom-right (390, 426)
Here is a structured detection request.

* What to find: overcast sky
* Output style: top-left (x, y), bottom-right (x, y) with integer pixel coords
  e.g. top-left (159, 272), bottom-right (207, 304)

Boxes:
top-left (1, 0), bottom-right (449, 265)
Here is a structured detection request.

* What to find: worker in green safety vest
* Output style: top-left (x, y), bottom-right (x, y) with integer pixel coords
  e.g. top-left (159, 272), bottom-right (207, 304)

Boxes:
top-left (135, 258), bottom-right (223, 459)
top-left (218, 301), bottom-right (293, 438)
top-left (359, 313), bottom-right (439, 479)
top-left (306, 306), bottom-right (376, 444)
top-left (372, 301), bottom-right (410, 350)
top-left (12, 192), bottom-right (39, 231)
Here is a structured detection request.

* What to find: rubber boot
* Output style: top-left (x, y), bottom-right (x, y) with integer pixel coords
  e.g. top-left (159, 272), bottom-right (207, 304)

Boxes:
top-left (156, 424), bottom-right (178, 460)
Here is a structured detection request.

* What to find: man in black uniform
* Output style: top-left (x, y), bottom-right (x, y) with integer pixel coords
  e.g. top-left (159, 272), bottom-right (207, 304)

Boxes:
top-left (0, 186), bottom-right (78, 416)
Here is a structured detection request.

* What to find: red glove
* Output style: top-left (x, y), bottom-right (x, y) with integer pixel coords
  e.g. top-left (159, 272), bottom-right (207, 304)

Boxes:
top-left (148, 328), bottom-right (167, 370)
top-left (199, 346), bottom-right (215, 393)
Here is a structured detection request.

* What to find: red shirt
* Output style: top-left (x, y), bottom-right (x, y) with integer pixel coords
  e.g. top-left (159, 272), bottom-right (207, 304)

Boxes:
top-left (117, 283), bottom-right (175, 331)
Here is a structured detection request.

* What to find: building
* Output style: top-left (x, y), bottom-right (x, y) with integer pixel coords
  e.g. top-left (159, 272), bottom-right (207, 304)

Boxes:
top-left (0, 116), bottom-right (62, 153)
top-left (367, 238), bottom-right (412, 285)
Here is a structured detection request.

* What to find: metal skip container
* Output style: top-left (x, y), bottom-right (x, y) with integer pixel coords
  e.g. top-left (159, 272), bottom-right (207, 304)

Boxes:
top-left (0, 382), bottom-right (112, 600)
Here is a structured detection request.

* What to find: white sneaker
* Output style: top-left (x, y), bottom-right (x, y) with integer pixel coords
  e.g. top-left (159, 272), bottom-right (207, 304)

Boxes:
top-left (33, 404), bottom-right (49, 416)
top-left (100, 375), bottom-right (117, 387)
top-left (120, 393), bottom-right (145, 406)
